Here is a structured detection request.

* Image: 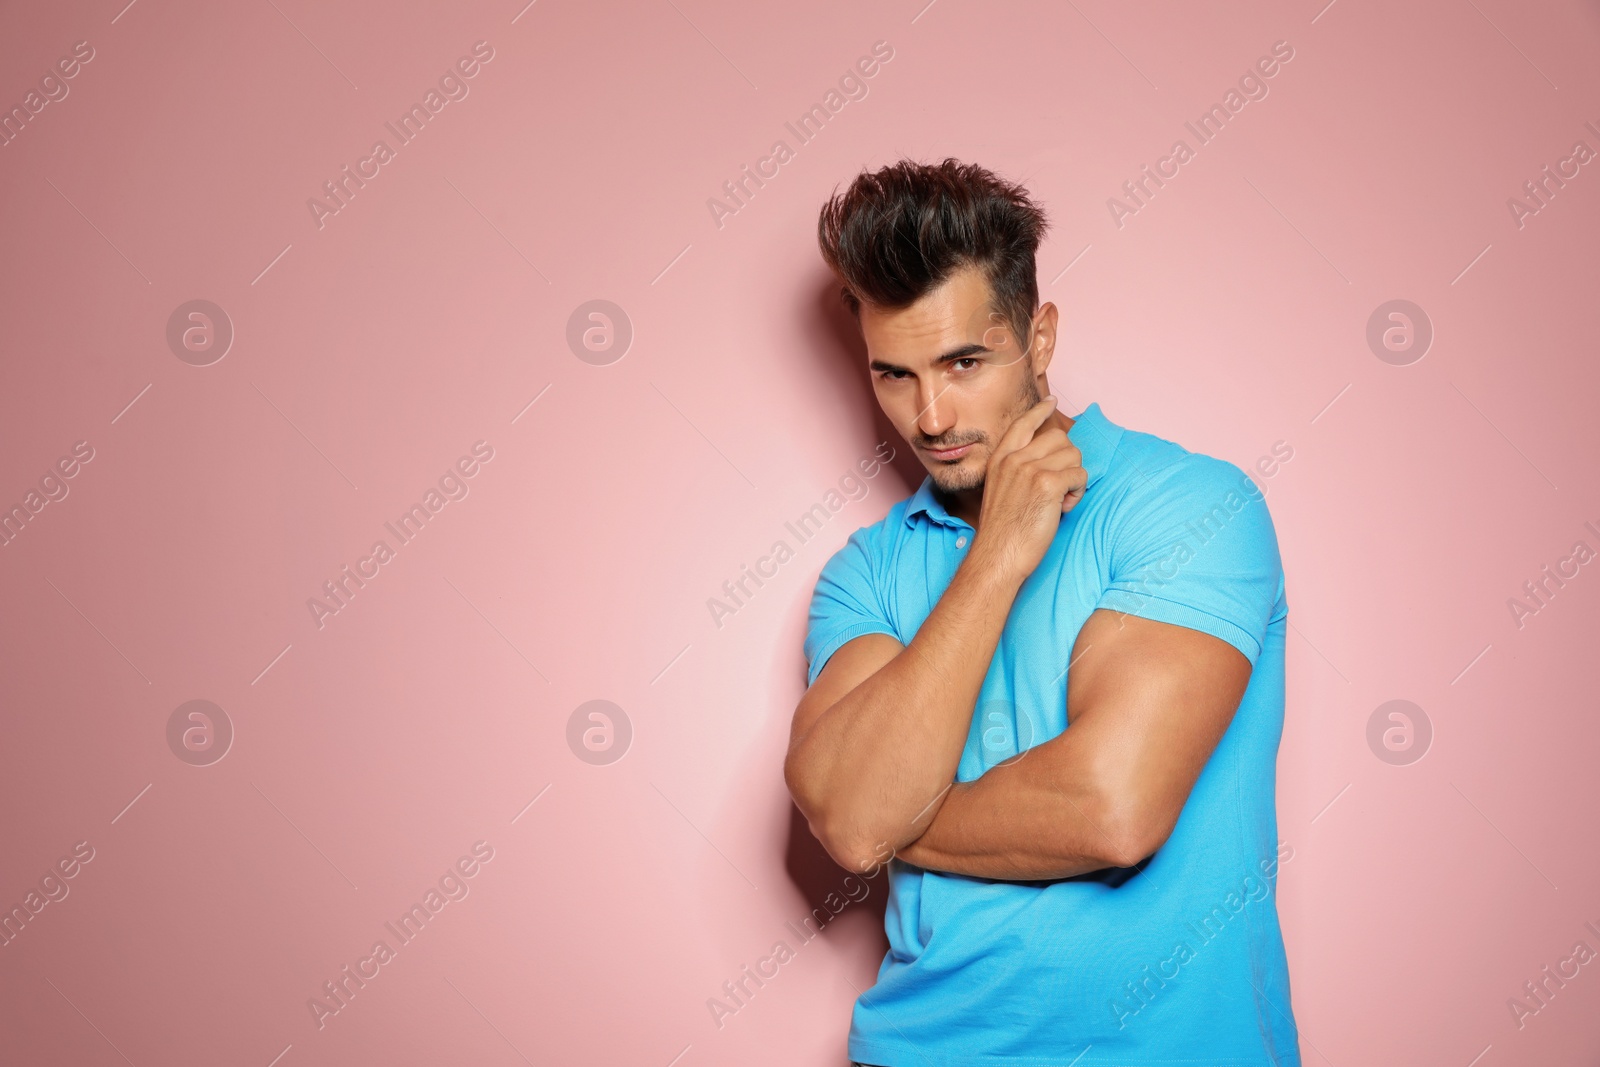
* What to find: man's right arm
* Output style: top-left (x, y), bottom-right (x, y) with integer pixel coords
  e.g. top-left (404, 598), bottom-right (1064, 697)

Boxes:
top-left (783, 546), bottom-right (1028, 872)
top-left (785, 395), bottom-right (1085, 873)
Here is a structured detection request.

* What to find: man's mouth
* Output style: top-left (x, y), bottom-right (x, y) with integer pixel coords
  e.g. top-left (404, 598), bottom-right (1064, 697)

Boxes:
top-left (923, 443), bottom-right (974, 461)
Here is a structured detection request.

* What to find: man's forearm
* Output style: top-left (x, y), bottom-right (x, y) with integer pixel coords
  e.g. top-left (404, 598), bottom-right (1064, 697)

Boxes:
top-left (788, 546), bottom-right (1025, 865)
top-left (896, 733), bottom-right (1128, 880)
top-left (898, 606), bottom-right (1251, 882)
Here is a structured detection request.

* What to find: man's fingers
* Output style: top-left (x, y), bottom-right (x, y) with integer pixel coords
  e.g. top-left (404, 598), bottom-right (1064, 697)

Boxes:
top-left (995, 395), bottom-right (1058, 459)
top-left (1036, 462), bottom-right (1087, 494)
top-left (1012, 426), bottom-right (1073, 462)
top-left (1019, 464), bottom-right (1087, 513)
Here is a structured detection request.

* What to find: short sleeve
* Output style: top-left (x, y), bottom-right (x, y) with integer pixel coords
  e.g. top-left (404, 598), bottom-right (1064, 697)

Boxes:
top-left (1093, 458), bottom-right (1283, 666)
top-left (803, 525), bottom-right (899, 687)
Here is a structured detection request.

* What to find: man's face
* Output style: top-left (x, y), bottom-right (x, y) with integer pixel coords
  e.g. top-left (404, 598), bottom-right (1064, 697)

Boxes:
top-left (860, 264), bottom-right (1050, 495)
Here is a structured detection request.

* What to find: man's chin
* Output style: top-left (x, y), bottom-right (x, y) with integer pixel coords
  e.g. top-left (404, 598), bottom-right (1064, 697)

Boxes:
top-left (928, 464), bottom-right (985, 494)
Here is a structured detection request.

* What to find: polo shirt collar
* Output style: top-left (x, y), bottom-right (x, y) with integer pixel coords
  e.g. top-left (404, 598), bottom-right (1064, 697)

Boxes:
top-left (904, 401), bottom-right (1123, 530)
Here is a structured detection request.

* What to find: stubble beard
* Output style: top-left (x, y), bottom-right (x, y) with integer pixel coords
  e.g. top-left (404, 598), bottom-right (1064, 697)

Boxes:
top-left (926, 372), bottom-right (1043, 495)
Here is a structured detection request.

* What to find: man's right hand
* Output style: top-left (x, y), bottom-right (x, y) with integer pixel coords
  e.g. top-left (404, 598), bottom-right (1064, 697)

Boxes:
top-left (970, 395), bottom-right (1088, 582)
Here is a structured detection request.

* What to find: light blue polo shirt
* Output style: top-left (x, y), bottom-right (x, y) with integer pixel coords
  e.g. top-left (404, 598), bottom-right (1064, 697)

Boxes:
top-left (804, 401), bottom-right (1299, 1067)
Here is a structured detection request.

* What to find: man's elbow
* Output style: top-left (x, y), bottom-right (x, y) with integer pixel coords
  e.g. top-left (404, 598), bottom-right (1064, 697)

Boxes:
top-left (819, 825), bottom-right (889, 875)
top-left (1088, 787), bottom-right (1179, 870)
top-left (1102, 820), bottom-right (1174, 869)
top-left (798, 807), bottom-right (885, 874)
top-left (783, 744), bottom-right (837, 827)
top-left (784, 763), bottom-right (893, 872)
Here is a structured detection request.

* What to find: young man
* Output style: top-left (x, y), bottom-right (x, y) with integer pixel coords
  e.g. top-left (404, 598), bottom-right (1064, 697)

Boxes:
top-left (785, 159), bottom-right (1300, 1066)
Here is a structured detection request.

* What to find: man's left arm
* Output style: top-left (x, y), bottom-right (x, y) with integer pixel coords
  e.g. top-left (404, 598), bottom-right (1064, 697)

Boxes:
top-left (898, 457), bottom-right (1280, 880)
top-left (896, 608), bottom-right (1251, 879)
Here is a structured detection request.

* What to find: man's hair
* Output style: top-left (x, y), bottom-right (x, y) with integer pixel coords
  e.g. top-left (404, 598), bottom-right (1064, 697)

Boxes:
top-left (816, 158), bottom-right (1050, 351)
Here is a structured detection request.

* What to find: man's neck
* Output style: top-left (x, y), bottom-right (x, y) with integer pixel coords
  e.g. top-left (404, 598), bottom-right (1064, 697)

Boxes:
top-left (938, 485), bottom-right (982, 530)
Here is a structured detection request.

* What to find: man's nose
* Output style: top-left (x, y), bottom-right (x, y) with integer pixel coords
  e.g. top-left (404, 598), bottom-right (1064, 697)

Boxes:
top-left (916, 380), bottom-right (954, 438)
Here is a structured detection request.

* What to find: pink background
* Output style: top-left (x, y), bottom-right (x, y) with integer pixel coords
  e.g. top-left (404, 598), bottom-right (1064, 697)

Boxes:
top-left (2, 0), bottom-right (1598, 1064)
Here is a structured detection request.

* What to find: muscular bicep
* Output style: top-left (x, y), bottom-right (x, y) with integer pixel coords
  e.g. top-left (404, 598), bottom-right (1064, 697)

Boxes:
top-left (789, 631), bottom-right (905, 751)
top-left (1062, 608), bottom-right (1253, 854)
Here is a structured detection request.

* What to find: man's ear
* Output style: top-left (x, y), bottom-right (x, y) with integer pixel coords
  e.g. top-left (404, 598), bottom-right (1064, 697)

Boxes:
top-left (1029, 303), bottom-right (1060, 377)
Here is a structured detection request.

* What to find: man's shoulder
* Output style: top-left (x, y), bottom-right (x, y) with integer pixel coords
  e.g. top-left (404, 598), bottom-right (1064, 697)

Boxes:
top-left (1096, 419), bottom-right (1289, 634)
top-left (814, 487), bottom-right (918, 577)
top-left (1102, 422), bottom-right (1258, 513)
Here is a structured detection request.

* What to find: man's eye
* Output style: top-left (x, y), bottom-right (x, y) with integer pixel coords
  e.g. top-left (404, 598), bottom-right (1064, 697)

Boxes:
top-left (954, 358), bottom-right (978, 370)
top-left (880, 370), bottom-right (909, 381)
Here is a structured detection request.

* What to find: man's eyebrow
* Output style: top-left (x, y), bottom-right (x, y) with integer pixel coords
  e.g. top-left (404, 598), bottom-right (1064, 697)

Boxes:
top-left (869, 342), bottom-right (990, 374)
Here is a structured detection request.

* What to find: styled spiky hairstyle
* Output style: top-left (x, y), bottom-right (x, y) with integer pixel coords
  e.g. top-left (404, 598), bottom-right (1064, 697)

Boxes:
top-left (817, 158), bottom-right (1050, 350)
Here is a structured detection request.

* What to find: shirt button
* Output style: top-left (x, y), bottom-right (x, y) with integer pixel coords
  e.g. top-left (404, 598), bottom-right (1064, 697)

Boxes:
top-left (956, 536), bottom-right (967, 548)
